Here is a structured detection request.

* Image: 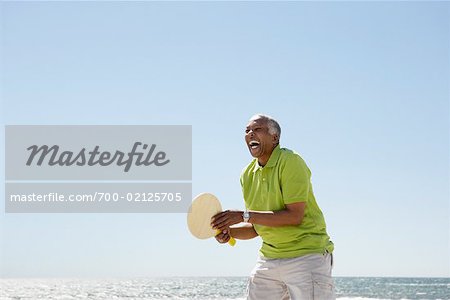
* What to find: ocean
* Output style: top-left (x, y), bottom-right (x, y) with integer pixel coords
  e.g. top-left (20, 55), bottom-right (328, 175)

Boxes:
top-left (0, 277), bottom-right (448, 300)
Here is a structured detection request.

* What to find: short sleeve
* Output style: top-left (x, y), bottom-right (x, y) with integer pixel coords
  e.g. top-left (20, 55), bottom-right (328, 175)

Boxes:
top-left (240, 167), bottom-right (249, 209)
top-left (280, 154), bottom-right (311, 204)
top-left (240, 166), bottom-right (247, 191)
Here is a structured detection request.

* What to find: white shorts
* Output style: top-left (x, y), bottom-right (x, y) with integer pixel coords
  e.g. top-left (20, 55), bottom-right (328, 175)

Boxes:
top-left (246, 252), bottom-right (336, 300)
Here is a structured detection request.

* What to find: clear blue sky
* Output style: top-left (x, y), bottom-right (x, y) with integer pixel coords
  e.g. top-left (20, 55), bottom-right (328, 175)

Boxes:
top-left (0, 1), bottom-right (449, 278)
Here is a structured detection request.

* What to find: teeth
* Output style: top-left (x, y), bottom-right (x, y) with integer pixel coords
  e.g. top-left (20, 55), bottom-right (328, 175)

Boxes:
top-left (249, 141), bottom-right (260, 146)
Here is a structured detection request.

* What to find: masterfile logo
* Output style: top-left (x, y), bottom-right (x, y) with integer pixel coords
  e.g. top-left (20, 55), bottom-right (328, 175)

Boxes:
top-left (5, 125), bottom-right (192, 213)
top-left (6, 125), bottom-right (191, 180)
top-left (26, 142), bottom-right (170, 172)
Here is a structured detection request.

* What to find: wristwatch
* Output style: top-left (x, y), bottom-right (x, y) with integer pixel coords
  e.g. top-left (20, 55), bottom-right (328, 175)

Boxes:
top-left (243, 210), bottom-right (250, 223)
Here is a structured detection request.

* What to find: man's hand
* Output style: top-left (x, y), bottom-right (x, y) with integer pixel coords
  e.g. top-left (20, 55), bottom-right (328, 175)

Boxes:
top-left (215, 229), bottom-right (231, 244)
top-left (211, 210), bottom-right (243, 232)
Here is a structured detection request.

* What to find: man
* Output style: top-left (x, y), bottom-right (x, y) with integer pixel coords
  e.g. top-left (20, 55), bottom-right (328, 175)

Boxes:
top-left (211, 114), bottom-right (335, 300)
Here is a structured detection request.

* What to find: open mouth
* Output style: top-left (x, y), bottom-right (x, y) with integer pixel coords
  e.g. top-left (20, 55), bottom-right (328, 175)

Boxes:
top-left (248, 140), bottom-right (260, 149)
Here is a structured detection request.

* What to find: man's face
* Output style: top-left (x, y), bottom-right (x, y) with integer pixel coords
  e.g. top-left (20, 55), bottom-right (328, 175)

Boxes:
top-left (245, 118), bottom-right (278, 164)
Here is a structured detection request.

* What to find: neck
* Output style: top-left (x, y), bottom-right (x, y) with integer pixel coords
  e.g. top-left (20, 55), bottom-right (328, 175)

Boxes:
top-left (257, 145), bottom-right (277, 166)
top-left (258, 158), bottom-right (268, 167)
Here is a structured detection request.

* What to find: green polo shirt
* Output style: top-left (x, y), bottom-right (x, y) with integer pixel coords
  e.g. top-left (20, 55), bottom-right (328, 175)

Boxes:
top-left (240, 145), bottom-right (334, 259)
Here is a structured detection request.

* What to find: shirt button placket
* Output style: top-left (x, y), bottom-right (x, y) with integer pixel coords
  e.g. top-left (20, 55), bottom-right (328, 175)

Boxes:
top-left (261, 170), bottom-right (267, 195)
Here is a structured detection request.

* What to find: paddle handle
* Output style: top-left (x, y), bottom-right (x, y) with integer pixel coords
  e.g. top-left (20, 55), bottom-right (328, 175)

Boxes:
top-left (215, 230), bottom-right (236, 247)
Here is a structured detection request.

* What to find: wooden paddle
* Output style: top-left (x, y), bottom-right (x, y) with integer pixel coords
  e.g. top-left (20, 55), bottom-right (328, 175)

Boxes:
top-left (187, 193), bottom-right (236, 246)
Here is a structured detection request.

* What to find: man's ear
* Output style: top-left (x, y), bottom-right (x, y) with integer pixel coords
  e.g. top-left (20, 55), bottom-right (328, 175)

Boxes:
top-left (272, 134), bottom-right (279, 145)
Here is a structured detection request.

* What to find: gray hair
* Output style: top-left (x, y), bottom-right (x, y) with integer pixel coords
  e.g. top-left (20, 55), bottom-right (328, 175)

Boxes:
top-left (249, 114), bottom-right (281, 137)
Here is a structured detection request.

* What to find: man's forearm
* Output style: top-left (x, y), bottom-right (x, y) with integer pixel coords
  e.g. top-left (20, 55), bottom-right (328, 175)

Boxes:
top-left (229, 224), bottom-right (258, 240)
top-left (248, 209), bottom-right (303, 227)
top-left (212, 202), bottom-right (305, 232)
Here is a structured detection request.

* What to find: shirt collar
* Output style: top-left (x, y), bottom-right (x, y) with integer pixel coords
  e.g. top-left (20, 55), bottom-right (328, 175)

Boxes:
top-left (252, 144), bottom-right (281, 172)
